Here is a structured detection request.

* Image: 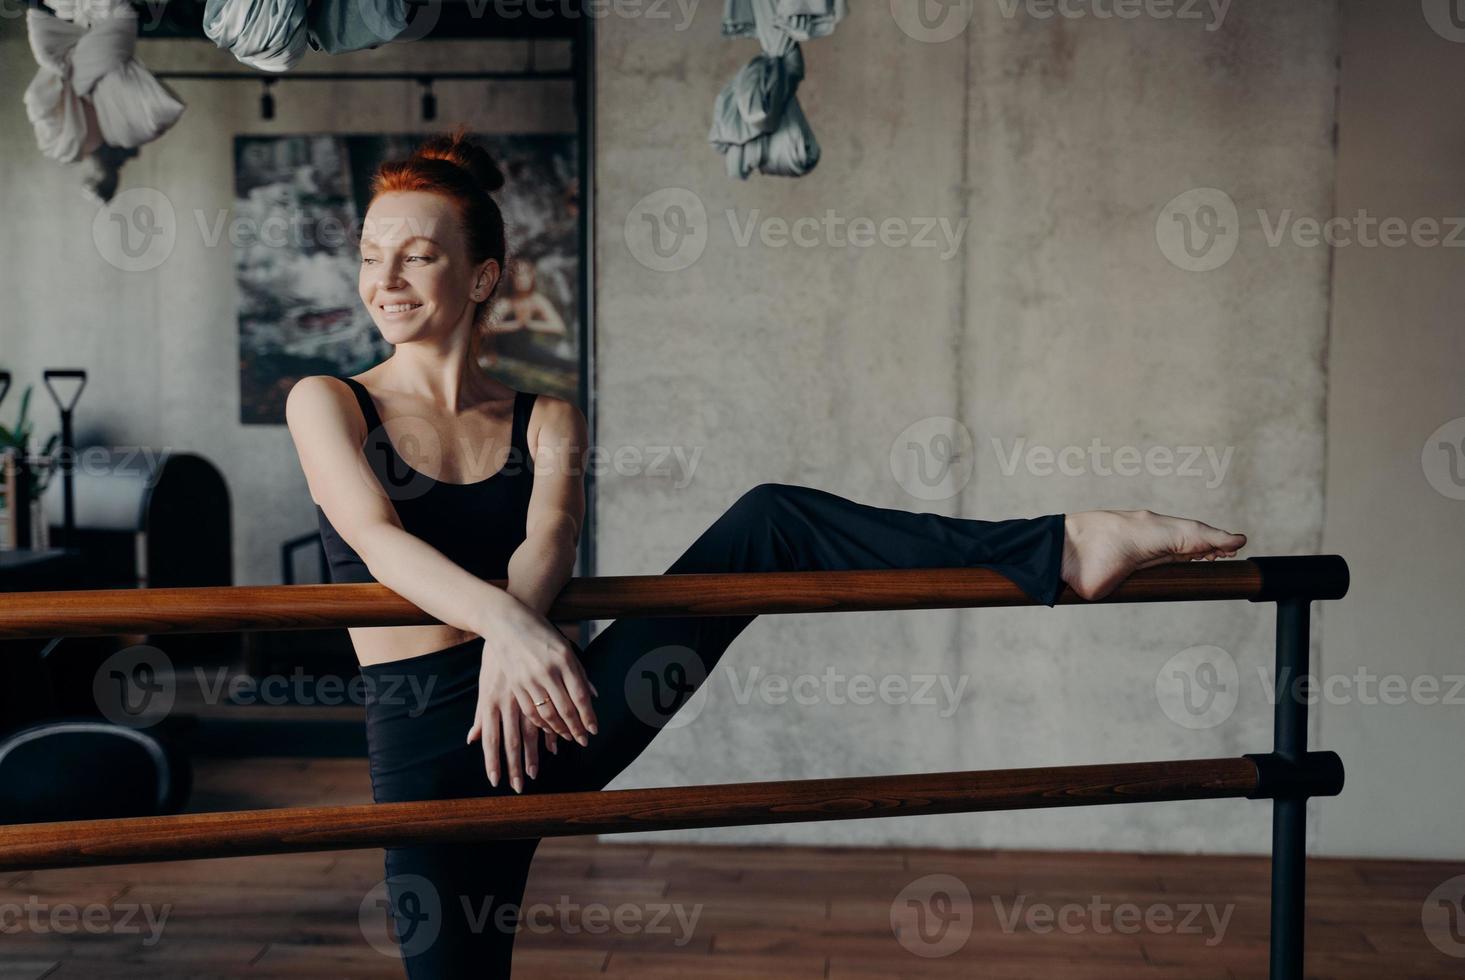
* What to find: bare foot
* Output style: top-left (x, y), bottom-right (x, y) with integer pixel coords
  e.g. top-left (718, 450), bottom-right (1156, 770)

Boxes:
top-left (1060, 509), bottom-right (1247, 601)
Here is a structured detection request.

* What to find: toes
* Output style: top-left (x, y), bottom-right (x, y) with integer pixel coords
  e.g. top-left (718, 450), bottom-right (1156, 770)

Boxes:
top-left (1196, 523), bottom-right (1246, 554)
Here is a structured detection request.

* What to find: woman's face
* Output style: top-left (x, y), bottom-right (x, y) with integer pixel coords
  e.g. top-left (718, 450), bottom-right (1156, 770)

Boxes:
top-left (510, 258), bottom-right (535, 293)
top-left (357, 191), bottom-right (495, 346)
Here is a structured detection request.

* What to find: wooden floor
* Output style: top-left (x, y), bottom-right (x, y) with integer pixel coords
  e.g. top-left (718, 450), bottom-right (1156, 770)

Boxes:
top-left (2, 759), bottom-right (1458, 979)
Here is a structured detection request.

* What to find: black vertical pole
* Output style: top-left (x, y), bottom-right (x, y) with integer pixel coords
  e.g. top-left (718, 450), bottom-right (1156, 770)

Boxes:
top-left (1269, 597), bottom-right (1310, 979)
top-left (42, 370), bottom-right (87, 552)
top-left (12, 453), bottom-right (33, 549)
top-left (57, 408), bottom-right (74, 549)
top-left (0, 373), bottom-right (20, 548)
top-left (573, 4), bottom-right (596, 647)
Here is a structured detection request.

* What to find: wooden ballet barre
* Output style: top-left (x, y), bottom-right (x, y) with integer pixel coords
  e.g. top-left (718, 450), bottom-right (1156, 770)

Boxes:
top-left (0, 557), bottom-right (1348, 980)
top-left (0, 754), bottom-right (1343, 873)
top-left (0, 555), bottom-right (1347, 640)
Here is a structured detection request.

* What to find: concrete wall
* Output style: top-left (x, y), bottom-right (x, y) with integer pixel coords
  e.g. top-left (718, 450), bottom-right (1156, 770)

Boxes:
top-left (1319, 0), bottom-right (1465, 860)
top-left (6, 2), bottom-right (1457, 858)
top-left (593, 0), bottom-right (1343, 854)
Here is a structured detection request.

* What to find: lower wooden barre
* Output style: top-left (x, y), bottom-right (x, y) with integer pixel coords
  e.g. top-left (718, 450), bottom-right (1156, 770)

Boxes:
top-left (0, 757), bottom-right (1261, 872)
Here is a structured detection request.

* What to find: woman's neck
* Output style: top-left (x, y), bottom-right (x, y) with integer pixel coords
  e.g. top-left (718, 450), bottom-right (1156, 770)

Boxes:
top-left (377, 352), bottom-right (501, 416)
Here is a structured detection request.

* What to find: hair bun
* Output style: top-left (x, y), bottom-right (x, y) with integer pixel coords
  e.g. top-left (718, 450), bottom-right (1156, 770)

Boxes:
top-left (412, 124), bottom-right (505, 194)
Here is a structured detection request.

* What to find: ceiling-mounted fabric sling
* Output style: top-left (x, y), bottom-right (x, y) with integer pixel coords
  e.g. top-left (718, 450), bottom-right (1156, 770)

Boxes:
top-left (708, 0), bottom-right (848, 179)
top-left (203, 0), bottom-right (308, 72)
top-left (307, 0), bottom-right (411, 57)
top-left (203, 0), bottom-right (411, 73)
top-left (23, 0), bottom-right (185, 204)
top-left (722, 0), bottom-right (847, 49)
top-left (709, 44), bottom-right (815, 180)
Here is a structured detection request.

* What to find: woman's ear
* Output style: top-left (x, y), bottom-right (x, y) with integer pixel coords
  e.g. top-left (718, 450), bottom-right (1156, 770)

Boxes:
top-left (472, 258), bottom-right (501, 301)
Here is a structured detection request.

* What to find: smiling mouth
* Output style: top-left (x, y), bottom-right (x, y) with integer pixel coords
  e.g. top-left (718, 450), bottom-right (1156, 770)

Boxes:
top-left (380, 302), bottom-right (423, 313)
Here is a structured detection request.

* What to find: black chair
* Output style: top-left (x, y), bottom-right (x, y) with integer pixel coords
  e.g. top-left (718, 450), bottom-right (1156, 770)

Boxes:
top-left (0, 557), bottom-right (193, 826)
top-left (0, 720), bottom-right (191, 824)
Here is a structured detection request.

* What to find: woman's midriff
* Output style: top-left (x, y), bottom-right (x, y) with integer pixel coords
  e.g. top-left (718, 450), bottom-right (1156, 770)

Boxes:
top-left (348, 623), bottom-right (480, 668)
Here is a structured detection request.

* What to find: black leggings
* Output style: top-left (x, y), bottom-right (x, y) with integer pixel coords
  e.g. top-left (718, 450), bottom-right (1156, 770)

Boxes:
top-left (360, 482), bottom-right (1065, 978)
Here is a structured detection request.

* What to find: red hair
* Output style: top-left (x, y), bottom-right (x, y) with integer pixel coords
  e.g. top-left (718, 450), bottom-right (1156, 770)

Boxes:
top-left (370, 124), bottom-right (507, 366)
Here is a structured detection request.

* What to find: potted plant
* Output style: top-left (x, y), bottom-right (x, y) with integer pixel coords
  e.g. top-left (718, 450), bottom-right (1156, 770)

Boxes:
top-left (0, 384), bottom-right (60, 550)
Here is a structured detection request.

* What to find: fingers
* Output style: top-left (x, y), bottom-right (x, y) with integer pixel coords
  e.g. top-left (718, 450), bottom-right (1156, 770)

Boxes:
top-left (542, 678), bottom-right (590, 747)
top-left (473, 701), bottom-right (552, 790)
top-left (565, 636), bottom-right (598, 700)
top-left (480, 704), bottom-right (502, 788)
top-left (559, 658), bottom-right (600, 740)
top-left (534, 643), bottom-right (597, 747)
top-left (521, 712), bottom-right (540, 782)
top-left (517, 687), bottom-right (574, 743)
top-left (501, 702), bottom-right (525, 794)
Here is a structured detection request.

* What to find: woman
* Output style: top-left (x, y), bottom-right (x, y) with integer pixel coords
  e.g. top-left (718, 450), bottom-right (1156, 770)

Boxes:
top-left (490, 257), bottom-right (568, 339)
top-left (485, 256), bottom-right (573, 372)
top-left (285, 127), bottom-right (1246, 978)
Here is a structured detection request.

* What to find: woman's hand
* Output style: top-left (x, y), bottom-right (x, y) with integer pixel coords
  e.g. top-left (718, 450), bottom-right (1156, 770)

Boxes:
top-left (465, 598), bottom-right (598, 791)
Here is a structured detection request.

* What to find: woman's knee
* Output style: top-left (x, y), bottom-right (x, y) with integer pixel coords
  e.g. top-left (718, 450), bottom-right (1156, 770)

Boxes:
top-left (732, 481), bottom-right (799, 517)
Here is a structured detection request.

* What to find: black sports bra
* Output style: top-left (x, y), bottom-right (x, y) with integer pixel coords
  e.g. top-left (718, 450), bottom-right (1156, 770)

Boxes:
top-left (314, 376), bottom-right (538, 585)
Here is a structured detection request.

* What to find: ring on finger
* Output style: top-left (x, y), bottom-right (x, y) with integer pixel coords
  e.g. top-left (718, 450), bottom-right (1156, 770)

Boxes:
top-left (529, 697), bottom-right (567, 734)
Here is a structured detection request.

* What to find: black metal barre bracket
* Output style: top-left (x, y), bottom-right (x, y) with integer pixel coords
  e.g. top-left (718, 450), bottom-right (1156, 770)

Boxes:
top-left (1248, 555), bottom-right (1349, 602)
top-left (1243, 750), bottom-right (1345, 800)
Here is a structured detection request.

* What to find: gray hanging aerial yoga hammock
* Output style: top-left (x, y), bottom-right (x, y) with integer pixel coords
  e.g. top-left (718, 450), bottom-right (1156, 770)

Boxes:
top-left (21, 0), bottom-right (413, 203)
top-left (203, 0), bottom-right (412, 73)
top-left (23, 0), bottom-right (185, 204)
top-left (709, 0), bottom-right (848, 179)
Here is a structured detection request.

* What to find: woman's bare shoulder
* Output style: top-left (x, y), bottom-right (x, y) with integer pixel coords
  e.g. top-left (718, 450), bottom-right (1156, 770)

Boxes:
top-left (525, 393), bottom-right (587, 454)
top-left (285, 375), bottom-right (362, 438)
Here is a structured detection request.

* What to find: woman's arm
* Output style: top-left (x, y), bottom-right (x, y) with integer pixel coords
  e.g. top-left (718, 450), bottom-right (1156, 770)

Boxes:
top-left (504, 395), bottom-right (589, 618)
top-left (288, 376), bottom-right (596, 792)
top-left (490, 297), bottom-right (523, 332)
top-left (524, 295), bottom-right (568, 336)
top-left (285, 376), bottom-right (515, 638)
top-left (469, 395), bottom-right (594, 790)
